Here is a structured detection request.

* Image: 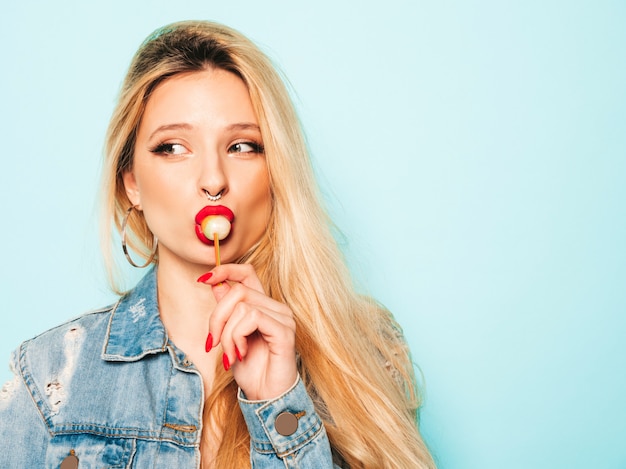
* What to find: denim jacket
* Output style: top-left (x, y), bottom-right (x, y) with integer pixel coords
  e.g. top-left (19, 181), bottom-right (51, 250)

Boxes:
top-left (0, 268), bottom-right (336, 468)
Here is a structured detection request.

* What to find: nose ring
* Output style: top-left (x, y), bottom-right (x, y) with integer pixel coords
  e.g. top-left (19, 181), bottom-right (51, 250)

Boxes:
top-left (203, 189), bottom-right (222, 202)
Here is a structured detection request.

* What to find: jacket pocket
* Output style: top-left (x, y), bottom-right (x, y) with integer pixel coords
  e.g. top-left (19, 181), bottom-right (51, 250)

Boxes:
top-left (47, 435), bottom-right (135, 469)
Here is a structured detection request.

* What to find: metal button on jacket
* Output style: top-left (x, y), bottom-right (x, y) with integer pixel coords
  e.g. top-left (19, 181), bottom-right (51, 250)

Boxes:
top-left (60, 450), bottom-right (79, 469)
top-left (275, 410), bottom-right (306, 436)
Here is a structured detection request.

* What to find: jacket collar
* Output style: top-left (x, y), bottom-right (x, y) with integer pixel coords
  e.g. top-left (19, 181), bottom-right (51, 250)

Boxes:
top-left (102, 267), bottom-right (169, 361)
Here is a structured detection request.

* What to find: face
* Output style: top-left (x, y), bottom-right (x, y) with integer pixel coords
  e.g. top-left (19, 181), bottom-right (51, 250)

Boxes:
top-left (123, 68), bottom-right (271, 268)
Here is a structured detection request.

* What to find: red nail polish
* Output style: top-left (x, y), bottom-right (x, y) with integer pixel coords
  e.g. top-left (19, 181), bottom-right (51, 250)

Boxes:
top-left (222, 353), bottom-right (230, 371)
top-left (235, 346), bottom-right (243, 362)
top-left (197, 272), bottom-right (213, 283)
top-left (205, 333), bottom-right (213, 353)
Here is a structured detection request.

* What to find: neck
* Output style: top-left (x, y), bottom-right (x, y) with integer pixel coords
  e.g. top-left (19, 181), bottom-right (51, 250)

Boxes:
top-left (155, 253), bottom-right (217, 346)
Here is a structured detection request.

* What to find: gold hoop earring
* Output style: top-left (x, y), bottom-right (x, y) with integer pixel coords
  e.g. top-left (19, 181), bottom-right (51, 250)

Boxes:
top-left (121, 206), bottom-right (158, 268)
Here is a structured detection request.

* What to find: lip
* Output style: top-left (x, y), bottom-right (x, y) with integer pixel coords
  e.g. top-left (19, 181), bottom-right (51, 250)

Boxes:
top-left (195, 205), bottom-right (235, 245)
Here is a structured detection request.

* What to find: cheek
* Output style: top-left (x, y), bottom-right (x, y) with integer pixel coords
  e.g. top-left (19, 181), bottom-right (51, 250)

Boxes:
top-left (136, 182), bottom-right (165, 214)
top-left (241, 169), bottom-right (272, 230)
top-left (251, 171), bottom-right (272, 214)
top-left (136, 164), bottom-right (186, 204)
top-left (134, 171), bottom-right (187, 228)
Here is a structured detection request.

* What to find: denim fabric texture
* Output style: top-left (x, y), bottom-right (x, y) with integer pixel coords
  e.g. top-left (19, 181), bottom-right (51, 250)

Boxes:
top-left (0, 267), bottom-right (335, 468)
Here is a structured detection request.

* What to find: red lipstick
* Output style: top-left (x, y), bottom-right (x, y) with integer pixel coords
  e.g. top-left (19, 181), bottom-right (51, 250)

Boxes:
top-left (194, 205), bottom-right (235, 245)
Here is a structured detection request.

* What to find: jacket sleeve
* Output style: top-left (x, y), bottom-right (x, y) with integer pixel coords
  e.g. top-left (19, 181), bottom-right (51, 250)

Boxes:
top-left (238, 375), bottom-right (338, 468)
top-left (0, 346), bottom-right (49, 467)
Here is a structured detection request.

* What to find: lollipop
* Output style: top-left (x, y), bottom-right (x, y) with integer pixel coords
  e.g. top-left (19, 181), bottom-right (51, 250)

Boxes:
top-left (194, 206), bottom-right (235, 266)
top-left (201, 216), bottom-right (231, 241)
top-left (201, 216), bottom-right (231, 266)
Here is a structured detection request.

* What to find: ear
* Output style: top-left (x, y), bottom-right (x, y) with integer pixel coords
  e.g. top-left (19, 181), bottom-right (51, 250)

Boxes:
top-left (122, 170), bottom-right (142, 209)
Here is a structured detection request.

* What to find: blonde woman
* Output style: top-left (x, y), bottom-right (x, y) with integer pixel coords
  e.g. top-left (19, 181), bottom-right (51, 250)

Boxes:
top-left (0, 21), bottom-right (436, 468)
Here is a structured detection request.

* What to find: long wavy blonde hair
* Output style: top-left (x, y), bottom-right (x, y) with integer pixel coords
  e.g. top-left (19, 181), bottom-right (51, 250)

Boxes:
top-left (101, 20), bottom-right (436, 468)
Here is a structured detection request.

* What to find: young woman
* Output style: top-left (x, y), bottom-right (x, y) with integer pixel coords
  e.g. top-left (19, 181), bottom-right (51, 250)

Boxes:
top-left (0, 21), bottom-right (436, 468)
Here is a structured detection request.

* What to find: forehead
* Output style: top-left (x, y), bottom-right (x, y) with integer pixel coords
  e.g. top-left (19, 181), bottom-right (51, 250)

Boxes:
top-left (140, 69), bottom-right (257, 131)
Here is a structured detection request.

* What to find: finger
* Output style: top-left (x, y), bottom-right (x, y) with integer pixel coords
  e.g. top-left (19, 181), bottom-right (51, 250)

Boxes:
top-left (220, 304), bottom-right (296, 365)
top-left (197, 271), bottom-right (232, 302)
top-left (221, 314), bottom-right (254, 367)
top-left (221, 300), bottom-right (294, 356)
top-left (210, 278), bottom-right (231, 303)
top-left (209, 282), bottom-right (292, 347)
top-left (198, 263), bottom-right (265, 294)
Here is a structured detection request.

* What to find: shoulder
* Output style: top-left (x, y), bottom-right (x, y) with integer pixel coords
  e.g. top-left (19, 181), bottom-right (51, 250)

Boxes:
top-left (2, 302), bottom-right (120, 429)
top-left (12, 303), bottom-right (120, 399)
top-left (18, 303), bottom-right (118, 360)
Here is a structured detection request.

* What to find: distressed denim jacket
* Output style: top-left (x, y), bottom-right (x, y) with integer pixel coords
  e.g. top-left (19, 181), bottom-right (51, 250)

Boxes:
top-left (0, 268), bottom-right (336, 468)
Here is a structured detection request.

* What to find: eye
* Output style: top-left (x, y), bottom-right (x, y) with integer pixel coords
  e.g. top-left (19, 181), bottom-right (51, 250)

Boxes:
top-left (228, 141), bottom-right (264, 155)
top-left (150, 142), bottom-right (189, 156)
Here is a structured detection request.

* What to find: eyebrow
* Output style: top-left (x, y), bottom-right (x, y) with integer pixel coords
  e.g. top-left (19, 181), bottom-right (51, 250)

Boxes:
top-left (225, 122), bottom-right (261, 133)
top-left (149, 123), bottom-right (193, 141)
top-left (148, 122), bottom-right (261, 140)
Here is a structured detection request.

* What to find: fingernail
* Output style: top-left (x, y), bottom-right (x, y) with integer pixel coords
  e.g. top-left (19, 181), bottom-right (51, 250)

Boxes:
top-left (197, 272), bottom-right (213, 283)
top-left (205, 333), bottom-right (213, 353)
top-left (235, 346), bottom-right (243, 362)
top-left (222, 353), bottom-right (230, 371)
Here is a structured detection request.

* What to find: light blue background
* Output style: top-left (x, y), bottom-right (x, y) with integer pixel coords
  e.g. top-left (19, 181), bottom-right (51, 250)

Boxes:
top-left (1, 1), bottom-right (625, 468)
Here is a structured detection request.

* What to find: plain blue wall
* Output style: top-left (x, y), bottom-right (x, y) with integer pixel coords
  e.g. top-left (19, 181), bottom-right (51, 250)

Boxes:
top-left (1, 2), bottom-right (625, 468)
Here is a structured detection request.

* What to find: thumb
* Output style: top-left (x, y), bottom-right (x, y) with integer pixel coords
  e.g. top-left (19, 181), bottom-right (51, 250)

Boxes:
top-left (211, 281), bottom-right (231, 302)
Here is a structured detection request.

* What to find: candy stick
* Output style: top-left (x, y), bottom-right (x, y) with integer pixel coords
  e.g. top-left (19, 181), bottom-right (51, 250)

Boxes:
top-left (214, 233), bottom-right (221, 266)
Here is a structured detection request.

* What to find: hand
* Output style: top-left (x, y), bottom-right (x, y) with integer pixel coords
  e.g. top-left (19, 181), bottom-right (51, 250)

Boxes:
top-left (200, 264), bottom-right (298, 401)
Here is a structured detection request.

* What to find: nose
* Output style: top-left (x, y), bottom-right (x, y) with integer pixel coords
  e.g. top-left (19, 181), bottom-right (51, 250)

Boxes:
top-left (199, 149), bottom-right (228, 200)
